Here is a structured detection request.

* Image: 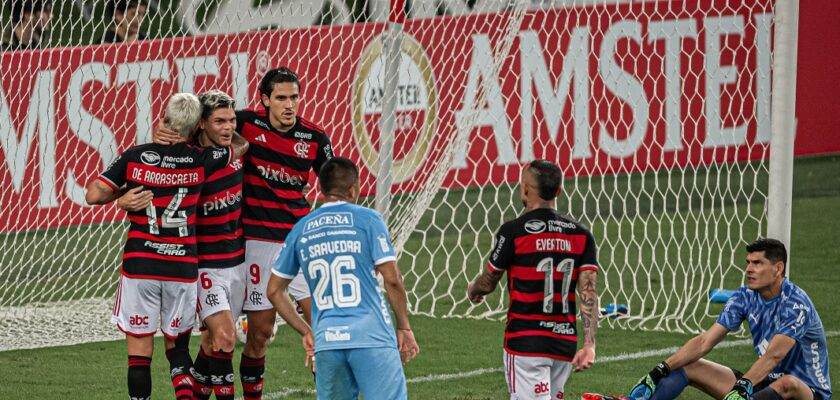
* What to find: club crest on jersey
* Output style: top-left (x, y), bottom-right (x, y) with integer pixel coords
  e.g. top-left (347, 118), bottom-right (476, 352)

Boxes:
top-left (524, 219), bottom-right (546, 234)
top-left (294, 140), bottom-right (310, 158)
top-left (141, 151), bottom-right (160, 166)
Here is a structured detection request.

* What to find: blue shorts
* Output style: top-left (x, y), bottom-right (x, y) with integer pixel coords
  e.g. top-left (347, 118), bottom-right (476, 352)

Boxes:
top-left (315, 347), bottom-right (407, 400)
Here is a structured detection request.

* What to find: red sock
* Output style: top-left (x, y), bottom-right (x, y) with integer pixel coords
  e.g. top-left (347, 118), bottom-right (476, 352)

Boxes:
top-left (192, 347), bottom-right (213, 400)
top-left (240, 354), bottom-right (265, 400)
top-left (210, 350), bottom-right (235, 400)
top-left (166, 348), bottom-right (195, 400)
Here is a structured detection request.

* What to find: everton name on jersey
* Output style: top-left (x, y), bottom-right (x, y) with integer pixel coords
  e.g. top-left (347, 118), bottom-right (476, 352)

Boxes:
top-left (272, 202), bottom-right (398, 352)
top-left (100, 143), bottom-right (233, 282)
top-left (236, 109), bottom-right (333, 243)
top-left (717, 279), bottom-right (832, 399)
top-left (487, 208), bottom-right (599, 361)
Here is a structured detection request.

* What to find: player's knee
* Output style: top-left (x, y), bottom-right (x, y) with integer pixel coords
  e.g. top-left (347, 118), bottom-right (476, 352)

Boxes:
top-left (212, 329), bottom-right (236, 352)
top-left (770, 375), bottom-right (800, 397)
top-left (246, 323), bottom-right (273, 348)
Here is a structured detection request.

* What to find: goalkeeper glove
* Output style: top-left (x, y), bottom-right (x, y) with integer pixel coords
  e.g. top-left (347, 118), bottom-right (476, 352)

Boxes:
top-left (722, 378), bottom-right (753, 400)
top-left (627, 362), bottom-right (671, 400)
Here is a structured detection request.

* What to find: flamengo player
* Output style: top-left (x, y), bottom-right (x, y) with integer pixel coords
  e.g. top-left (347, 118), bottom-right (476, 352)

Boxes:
top-left (85, 93), bottom-right (247, 400)
top-left (188, 91), bottom-right (245, 400)
top-left (468, 160), bottom-right (600, 400)
top-left (155, 68), bottom-right (334, 398)
top-left (143, 91), bottom-right (246, 399)
top-left (236, 67), bottom-right (332, 398)
top-left (267, 157), bottom-right (419, 399)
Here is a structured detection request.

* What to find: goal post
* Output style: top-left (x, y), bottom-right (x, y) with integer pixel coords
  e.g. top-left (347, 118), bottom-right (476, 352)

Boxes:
top-left (0, 0), bottom-right (795, 351)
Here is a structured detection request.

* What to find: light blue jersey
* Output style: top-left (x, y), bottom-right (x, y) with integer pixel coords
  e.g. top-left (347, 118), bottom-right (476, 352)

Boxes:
top-left (717, 279), bottom-right (831, 399)
top-left (272, 201), bottom-right (398, 353)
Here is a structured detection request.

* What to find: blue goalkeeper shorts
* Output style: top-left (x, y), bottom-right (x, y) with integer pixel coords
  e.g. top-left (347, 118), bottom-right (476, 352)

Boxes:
top-left (315, 347), bottom-right (407, 400)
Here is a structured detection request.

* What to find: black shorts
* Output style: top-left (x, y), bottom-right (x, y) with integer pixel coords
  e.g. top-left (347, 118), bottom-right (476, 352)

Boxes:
top-left (732, 369), bottom-right (824, 400)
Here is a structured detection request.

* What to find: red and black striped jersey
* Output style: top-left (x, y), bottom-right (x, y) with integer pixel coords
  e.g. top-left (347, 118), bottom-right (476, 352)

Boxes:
top-left (487, 208), bottom-right (599, 361)
top-left (195, 157), bottom-right (245, 269)
top-left (236, 108), bottom-right (333, 242)
top-left (99, 143), bottom-right (233, 282)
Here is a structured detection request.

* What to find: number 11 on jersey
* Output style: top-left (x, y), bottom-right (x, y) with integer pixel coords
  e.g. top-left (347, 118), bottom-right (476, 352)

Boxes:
top-left (536, 258), bottom-right (574, 313)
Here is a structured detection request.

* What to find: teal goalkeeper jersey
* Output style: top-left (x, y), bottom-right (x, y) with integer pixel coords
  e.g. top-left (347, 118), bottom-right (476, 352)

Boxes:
top-left (272, 201), bottom-right (398, 352)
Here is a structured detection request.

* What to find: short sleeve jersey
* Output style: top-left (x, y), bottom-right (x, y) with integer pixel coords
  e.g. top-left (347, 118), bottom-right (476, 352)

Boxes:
top-left (195, 156), bottom-right (245, 269)
top-left (717, 279), bottom-right (831, 398)
top-left (487, 208), bottom-right (599, 361)
top-left (99, 143), bottom-right (233, 281)
top-left (272, 202), bottom-right (398, 353)
top-left (236, 109), bottom-right (333, 242)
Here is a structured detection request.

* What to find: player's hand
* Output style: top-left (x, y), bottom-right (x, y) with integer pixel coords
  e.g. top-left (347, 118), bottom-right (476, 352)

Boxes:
top-left (117, 186), bottom-right (153, 212)
top-left (627, 362), bottom-right (670, 400)
top-left (153, 118), bottom-right (186, 145)
top-left (722, 378), bottom-right (753, 400)
top-left (572, 343), bottom-right (595, 372)
top-left (302, 331), bottom-right (315, 371)
top-left (397, 328), bottom-right (419, 364)
top-left (467, 282), bottom-right (484, 304)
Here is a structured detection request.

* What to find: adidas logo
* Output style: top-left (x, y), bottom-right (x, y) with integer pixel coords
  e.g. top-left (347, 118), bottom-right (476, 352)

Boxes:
top-left (255, 134), bottom-right (267, 143)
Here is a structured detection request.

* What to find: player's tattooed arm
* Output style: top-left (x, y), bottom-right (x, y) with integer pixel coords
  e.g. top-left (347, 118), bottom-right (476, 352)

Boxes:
top-left (468, 269), bottom-right (504, 304)
top-left (231, 132), bottom-right (249, 159)
top-left (577, 270), bottom-right (599, 347)
top-left (572, 269), bottom-right (598, 371)
top-left (85, 179), bottom-right (120, 205)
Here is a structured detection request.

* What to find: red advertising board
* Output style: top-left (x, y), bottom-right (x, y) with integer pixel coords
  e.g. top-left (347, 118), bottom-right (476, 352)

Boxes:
top-left (0, 0), bottom-right (836, 232)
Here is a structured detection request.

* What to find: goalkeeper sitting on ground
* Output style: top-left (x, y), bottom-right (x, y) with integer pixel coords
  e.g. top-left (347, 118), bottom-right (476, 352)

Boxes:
top-left (585, 238), bottom-right (831, 400)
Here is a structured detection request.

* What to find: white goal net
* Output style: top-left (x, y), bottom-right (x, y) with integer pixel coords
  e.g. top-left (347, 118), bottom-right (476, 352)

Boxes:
top-left (0, 0), bottom-right (785, 351)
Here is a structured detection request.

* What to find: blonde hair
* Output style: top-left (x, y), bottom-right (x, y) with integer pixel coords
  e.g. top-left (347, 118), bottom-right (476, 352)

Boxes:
top-left (164, 93), bottom-right (201, 137)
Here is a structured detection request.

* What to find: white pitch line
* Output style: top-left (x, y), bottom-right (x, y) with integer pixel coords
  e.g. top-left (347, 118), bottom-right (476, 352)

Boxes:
top-left (247, 330), bottom-right (839, 399)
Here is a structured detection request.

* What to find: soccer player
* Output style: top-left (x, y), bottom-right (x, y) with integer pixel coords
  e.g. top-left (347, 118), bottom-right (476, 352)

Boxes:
top-left (467, 160), bottom-right (601, 400)
top-left (85, 93), bottom-right (247, 400)
top-left (584, 239), bottom-right (831, 400)
top-left (267, 157), bottom-right (420, 400)
top-left (155, 68), bottom-right (334, 398)
top-left (123, 90), bottom-right (246, 399)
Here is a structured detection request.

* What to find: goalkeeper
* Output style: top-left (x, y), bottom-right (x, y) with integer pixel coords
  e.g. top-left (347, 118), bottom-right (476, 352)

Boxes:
top-left (586, 238), bottom-right (830, 400)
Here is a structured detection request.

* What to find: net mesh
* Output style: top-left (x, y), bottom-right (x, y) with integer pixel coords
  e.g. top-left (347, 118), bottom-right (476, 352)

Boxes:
top-left (0, 0), bottom-right (776, 351)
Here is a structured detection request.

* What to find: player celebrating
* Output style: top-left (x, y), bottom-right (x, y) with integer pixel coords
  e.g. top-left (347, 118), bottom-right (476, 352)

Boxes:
top-left (123, 90), bottom-right (246, 399)
top-left (584, 239), bottom-right (831, 400)
top-left (188, 90), bottom-right (245, 400)
top-left (467, 160), bottom-right (600, 400)
top-left (267, 157), bottom-right (419, 400)
top-left (86, 93), bottom-right (247, 400)
top-left (234, 67), bottom-right (332, 399)
top-left (154, 68), bottom-right (334, 399)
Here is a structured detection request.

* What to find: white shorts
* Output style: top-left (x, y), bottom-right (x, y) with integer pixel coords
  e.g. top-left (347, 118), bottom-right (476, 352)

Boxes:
top-left (196, 265), bottom-right (246, 322)
top-left (111, 275), bottom-right (196, 338)
top-left (503, 349), bottom-right (573, 400)
top-left (243, 240), bottom-right (309, 312)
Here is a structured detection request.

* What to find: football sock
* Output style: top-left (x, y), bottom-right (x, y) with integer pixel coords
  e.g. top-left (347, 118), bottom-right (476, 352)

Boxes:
top-left (210, 350), bottom-right (235, 400)
top-left (649, 368), bottom-right (689, 400)
top-left (193, 347), bottom-right (213, 400)
top-left (127, 355), bottom-right (152, 400)
top-left (240, 354), bottom-right (266, 400)
top-left (166, 345), bottom-right (195, 400)
top-left (752, 387), bottom-right (784, 400)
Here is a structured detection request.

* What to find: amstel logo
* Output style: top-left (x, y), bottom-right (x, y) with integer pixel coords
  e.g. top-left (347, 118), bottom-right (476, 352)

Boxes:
top-left (351, 31), bottom-right (437, 184)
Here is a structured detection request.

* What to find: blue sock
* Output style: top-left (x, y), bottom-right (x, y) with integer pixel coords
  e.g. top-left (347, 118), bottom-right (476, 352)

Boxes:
top-left (751, 387), bottom-right (784, 400)
top-left (649, 368), bottom-right (689, 400)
